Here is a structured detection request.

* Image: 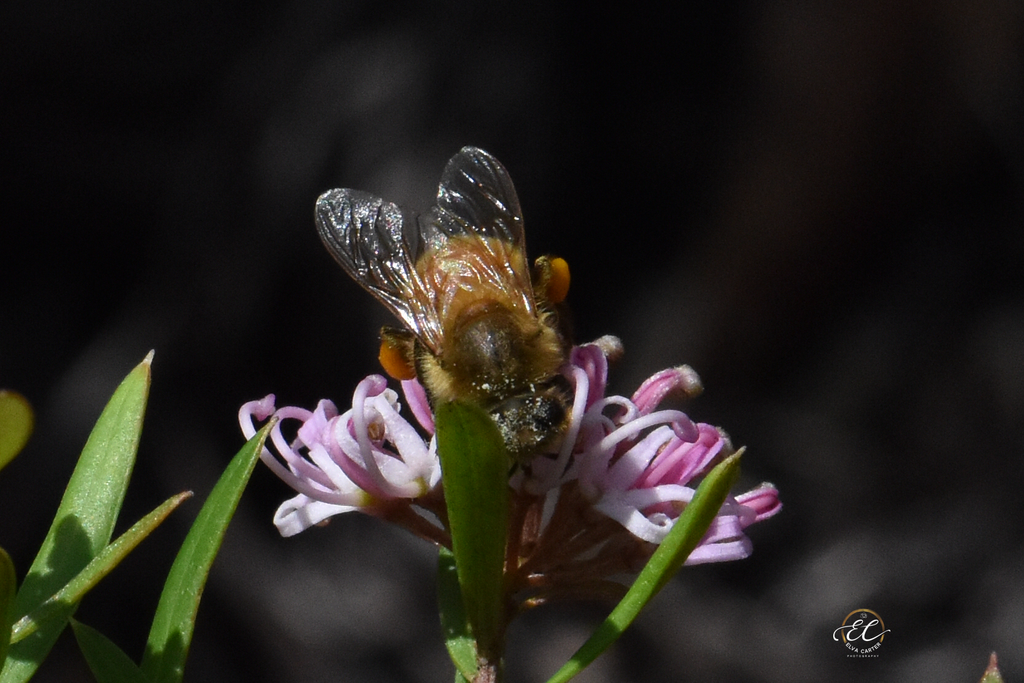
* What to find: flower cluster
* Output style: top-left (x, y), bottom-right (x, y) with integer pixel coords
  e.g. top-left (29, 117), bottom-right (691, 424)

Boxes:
top-left (240, 338), bottom-right (780, 574)
top-left (550, 342), bottom-right (780, 564)
top-left (239, 375), bottom-right (446, 542)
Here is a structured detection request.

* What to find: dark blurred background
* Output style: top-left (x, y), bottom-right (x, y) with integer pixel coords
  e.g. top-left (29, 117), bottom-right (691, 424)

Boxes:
top-left (2, 1), bottom-right (1022, 681)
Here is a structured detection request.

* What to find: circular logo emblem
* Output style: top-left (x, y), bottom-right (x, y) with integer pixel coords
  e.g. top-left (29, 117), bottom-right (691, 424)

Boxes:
top-left (833, 609), bottom-right (890, 657)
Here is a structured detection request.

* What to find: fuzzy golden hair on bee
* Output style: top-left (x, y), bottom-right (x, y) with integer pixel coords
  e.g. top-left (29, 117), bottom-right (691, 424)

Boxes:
top-left (316, 147), bottom-right (573, 460)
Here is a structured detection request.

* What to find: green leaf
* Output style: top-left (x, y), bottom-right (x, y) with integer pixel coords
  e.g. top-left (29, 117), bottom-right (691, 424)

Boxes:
top-left (0, 390), bottom-right (34, 471)
top-left (980, 652), bottom-right (1004, 683)
top-left (544, 451), bottom-right (743, 683)
top-left (1, 353), bottom-right (152, 683)
top-left (9, 492), bottom-right (192, 645)
top-left (437, 547), bottom-right (478, 682)
top-left (140, 421), bottom-right (271, 683)
top-left (71, 619), bottom-right (152, 683)
top-left (0, 548), bottom-right (18, 665)
top-left (435, 401), bottom-right (509, 664)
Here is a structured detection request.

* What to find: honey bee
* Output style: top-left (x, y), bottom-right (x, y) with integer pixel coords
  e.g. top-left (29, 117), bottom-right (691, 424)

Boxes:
top-left (315, 147), bottom-right (573, 460)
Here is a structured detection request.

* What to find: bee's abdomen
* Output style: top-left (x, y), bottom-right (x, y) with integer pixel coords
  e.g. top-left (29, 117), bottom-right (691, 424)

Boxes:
top-left (444, 302), bottom-right (560, 403)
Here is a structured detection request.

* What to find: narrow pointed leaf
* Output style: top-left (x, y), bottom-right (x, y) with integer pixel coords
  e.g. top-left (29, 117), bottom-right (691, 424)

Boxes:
top-left (0, 390), bottom-right (34, 471)
top-left (1, 354), bottom-right (152, 683)
top-left (9, 492), bottom-right (192, 645)
top-left (437, 547), bottom-right (478, 682)
top-left (980, 652), bottom-right (1004, 683)
top-left (0, 548), bottom-right (17, 664)
top-left (140, 422), bottom-right (270, 683)
top-left (435, 401), bottom-right (509, 663)
top-left (545, 452), bottom-right (743, 683)
top-left (71, 619), bottom-right (152, 683)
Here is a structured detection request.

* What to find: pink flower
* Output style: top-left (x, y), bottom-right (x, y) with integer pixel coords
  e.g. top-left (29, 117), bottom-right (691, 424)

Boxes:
top-left (551, 341), bottom-right (782, 563)
top-left (239, 375), bottom-right (442, 537)
top-left (240, 339), bottom-right (780, 567)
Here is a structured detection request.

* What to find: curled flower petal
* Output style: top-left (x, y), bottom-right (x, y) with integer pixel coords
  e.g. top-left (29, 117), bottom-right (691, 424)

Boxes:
top-left (631, 365), bottom-right (703, 415)
top-left (600, 426), bottom-right (679, 494)
top-left (273, 494), bottom-right (363, 537)
top-left (685, 535), bottom-right (753, 565)
top-left (736, 484), bottom-right (782, 523)
top-left (401, 378), bottom-right (435, 434)
top-left (239, 395), bottom-right (276, 438)
top-left (638, 423), bottom-right (725, 490)
top-left (347, 375), bottom-right (392, 491)
top-left (570, 343), bottom-right (610, 407)
top-left (593, 497), bottom-right (674, 543)
top-left (372, 392), bottom-right (437, 483)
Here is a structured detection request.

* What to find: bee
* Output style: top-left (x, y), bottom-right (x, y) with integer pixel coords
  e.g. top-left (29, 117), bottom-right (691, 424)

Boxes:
top-left (315, 147), bottom-right (573, 460)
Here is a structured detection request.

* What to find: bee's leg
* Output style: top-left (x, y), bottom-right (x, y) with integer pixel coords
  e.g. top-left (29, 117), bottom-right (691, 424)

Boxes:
top-left (378, 326), bottom-right (418, 380)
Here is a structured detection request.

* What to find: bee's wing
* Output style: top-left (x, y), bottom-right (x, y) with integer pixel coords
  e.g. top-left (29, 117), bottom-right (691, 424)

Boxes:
top-left (315, 188), bottom-right (445, 351)
top-left (420, 147), bottom-right (536, 314)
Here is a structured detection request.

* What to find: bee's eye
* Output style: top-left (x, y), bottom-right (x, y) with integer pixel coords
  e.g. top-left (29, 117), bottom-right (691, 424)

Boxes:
top-left (545, 257), bottom-right (570, 304)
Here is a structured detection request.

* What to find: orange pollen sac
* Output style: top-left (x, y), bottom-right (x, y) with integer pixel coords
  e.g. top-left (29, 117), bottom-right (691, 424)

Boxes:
top-left (378, 338), bottom-right (417, 380)
top-left (546, 257), bottom-right (570, 304)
